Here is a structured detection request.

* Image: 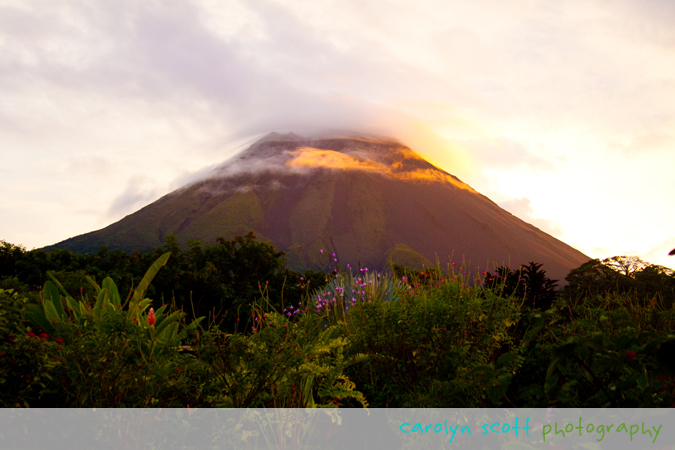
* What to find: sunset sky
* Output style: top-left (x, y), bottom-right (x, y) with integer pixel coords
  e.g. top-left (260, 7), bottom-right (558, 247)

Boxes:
top-left (2, 0), bottom-right (674, 271)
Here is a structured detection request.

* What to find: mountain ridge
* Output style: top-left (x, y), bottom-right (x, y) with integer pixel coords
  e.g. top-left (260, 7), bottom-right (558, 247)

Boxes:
top-left (45, 132), bottom-right (590, 282)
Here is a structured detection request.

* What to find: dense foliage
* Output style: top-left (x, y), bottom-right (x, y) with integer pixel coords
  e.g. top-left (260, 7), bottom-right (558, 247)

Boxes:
top-left (2, 236), bottom-right (675, 408)
top-left (0, 235), bottom-right (328, 330)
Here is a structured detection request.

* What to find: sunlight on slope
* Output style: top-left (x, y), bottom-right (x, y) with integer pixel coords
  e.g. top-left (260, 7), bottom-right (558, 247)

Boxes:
top-left (286, 147), bottom-right (387, 172)
top-left (286, 147), bottom-right (476, 191)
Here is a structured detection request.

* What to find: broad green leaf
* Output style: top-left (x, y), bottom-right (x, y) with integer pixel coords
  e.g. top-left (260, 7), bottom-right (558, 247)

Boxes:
top-left (25, 304), bottom-right (53, 333)
top-left (176, 318), bottom-right (204, 341)
top-left (130, 252), bottom-right (171, 307)
top-left (102, 277), bottom-right (121, 307)
top-left (544, 374), bottom-right (558, 392)
top-left (42, 281), bottom-right (66, 319)
top-left (84, 275), bottom-right (101, 295)
top-left (302, 373), bottom-right (316, 408)
top-left (93, 288), bottom-right (109, 319)
top-left (46, 271), bottom-right (71, 297)
top-left (546, 356), bottom-right (563, 379)
top-left (66, 296), bottom-right (86, 322)
top-left (42, 281), bottom-right (60, 304)
top-left (46, 272), bottom-right (76, 314)
top-left (155, 311), bottom-right (183, 337)
top-left (43, 299), bottom-right (61, 323)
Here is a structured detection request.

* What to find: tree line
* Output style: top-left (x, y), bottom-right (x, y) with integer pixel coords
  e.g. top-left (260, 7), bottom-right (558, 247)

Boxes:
top-left (2, 236), bottom-right (675, 326)
top-left (0, 233), bottom-right (327, 330)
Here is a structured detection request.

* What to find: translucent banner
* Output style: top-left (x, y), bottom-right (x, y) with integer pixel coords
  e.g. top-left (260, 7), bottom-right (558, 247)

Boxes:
top-left (0, 408), bottom-right (672, 449)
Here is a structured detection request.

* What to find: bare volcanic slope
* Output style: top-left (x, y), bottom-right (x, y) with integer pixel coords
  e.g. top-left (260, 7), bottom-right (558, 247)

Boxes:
top-left (47, 132), bottom-right (590, 281)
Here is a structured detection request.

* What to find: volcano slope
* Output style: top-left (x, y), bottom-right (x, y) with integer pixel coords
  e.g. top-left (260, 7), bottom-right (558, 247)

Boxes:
top-left (47, 132), bottom-right (589, 281)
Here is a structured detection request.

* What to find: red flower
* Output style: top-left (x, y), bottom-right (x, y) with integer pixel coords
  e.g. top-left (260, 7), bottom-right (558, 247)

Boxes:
top-left (39, 333), bottom-right (49, 340)
top-left (148, 308), bottom-right (155, 326)
top-left (26, 332), bottom-right (36, 338)
top-left (55, 338), bottom-right (63, 344)
top-left (627, 351), bottom-right (637, 360)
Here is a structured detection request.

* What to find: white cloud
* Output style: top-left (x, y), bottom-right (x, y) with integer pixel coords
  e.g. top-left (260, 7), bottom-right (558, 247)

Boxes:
top-left (498, 197), bottom-right (563, 237)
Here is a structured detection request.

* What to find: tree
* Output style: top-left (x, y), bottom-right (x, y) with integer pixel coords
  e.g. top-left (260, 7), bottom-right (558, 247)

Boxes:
top-left (601, 256), bottom-right (649, 278)
top-left (0, 240), bottom-right (26, 279)
top-left (481, 262), bottom-right (558, 310)
top-left (563, 256), bottom-right (675, 307)
top-left (563, 259), bottom-right (634, 299)
top-left (520, 262), bottom-right (559, 310)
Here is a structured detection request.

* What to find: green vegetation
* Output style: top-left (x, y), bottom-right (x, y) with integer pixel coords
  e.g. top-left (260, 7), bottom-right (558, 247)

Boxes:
top-left (2, 237), bottom-right (675, 407)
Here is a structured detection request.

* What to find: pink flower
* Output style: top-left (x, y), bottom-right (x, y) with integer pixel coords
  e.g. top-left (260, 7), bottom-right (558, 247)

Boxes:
top-left (148, 308), bottom-right (155, 326)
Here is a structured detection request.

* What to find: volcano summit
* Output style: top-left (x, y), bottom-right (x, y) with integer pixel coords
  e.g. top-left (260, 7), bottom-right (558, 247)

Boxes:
top-left (48, 132), bottom-right (589, 281)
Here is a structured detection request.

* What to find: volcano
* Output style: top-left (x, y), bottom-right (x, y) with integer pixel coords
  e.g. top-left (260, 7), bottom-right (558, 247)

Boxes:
top-left (47, 132), bottom-right (589, 281)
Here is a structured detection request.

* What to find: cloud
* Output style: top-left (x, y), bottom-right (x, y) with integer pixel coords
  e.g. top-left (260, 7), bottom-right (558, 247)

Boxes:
top-left (498, 197), bottom-right (562, 237)
top-left (457, 137), bottom-right (555, 171)
top-left (0, 0), bottom-right (673, 273)
top-left (106, 175), bottom-right (161, 219)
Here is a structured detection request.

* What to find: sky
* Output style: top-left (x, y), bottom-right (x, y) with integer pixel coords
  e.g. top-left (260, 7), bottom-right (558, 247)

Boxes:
top-left (2, 0), bottom-right (675, 271)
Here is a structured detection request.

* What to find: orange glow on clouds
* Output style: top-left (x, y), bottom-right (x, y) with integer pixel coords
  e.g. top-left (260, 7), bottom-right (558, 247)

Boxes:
top-left (285, 147), bottom-right (476, 192)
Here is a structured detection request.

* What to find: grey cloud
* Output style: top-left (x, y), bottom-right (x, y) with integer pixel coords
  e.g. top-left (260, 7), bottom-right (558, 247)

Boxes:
top-left (0, 0), bottom-right (423, 150)
top-left (107, 176), bottom-right (161, 218)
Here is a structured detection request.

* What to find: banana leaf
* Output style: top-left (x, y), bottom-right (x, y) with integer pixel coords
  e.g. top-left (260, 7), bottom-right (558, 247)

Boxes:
top-left (176, 317), bottom-right (204, 341)
top-left (129, 252), bottom-right (171, 308)
top-left (43, 299), bottom-right (62, 323)
top-left (84, 275), bottom-right (101, 296)
top-left (93, 288), bottom-right (110, 320)
top-left (154, 311), bottom-right (184, 337)
top-left (44, 274), bottom-right (73, 318)
top-left (25, 304), bottom-right (53, 334)
top-left (42, 281), bottom-right (59, 304)
top-left (102, 277), bottom-right (121, 307)
top-left (66, 296), bottom-right (87, 322)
